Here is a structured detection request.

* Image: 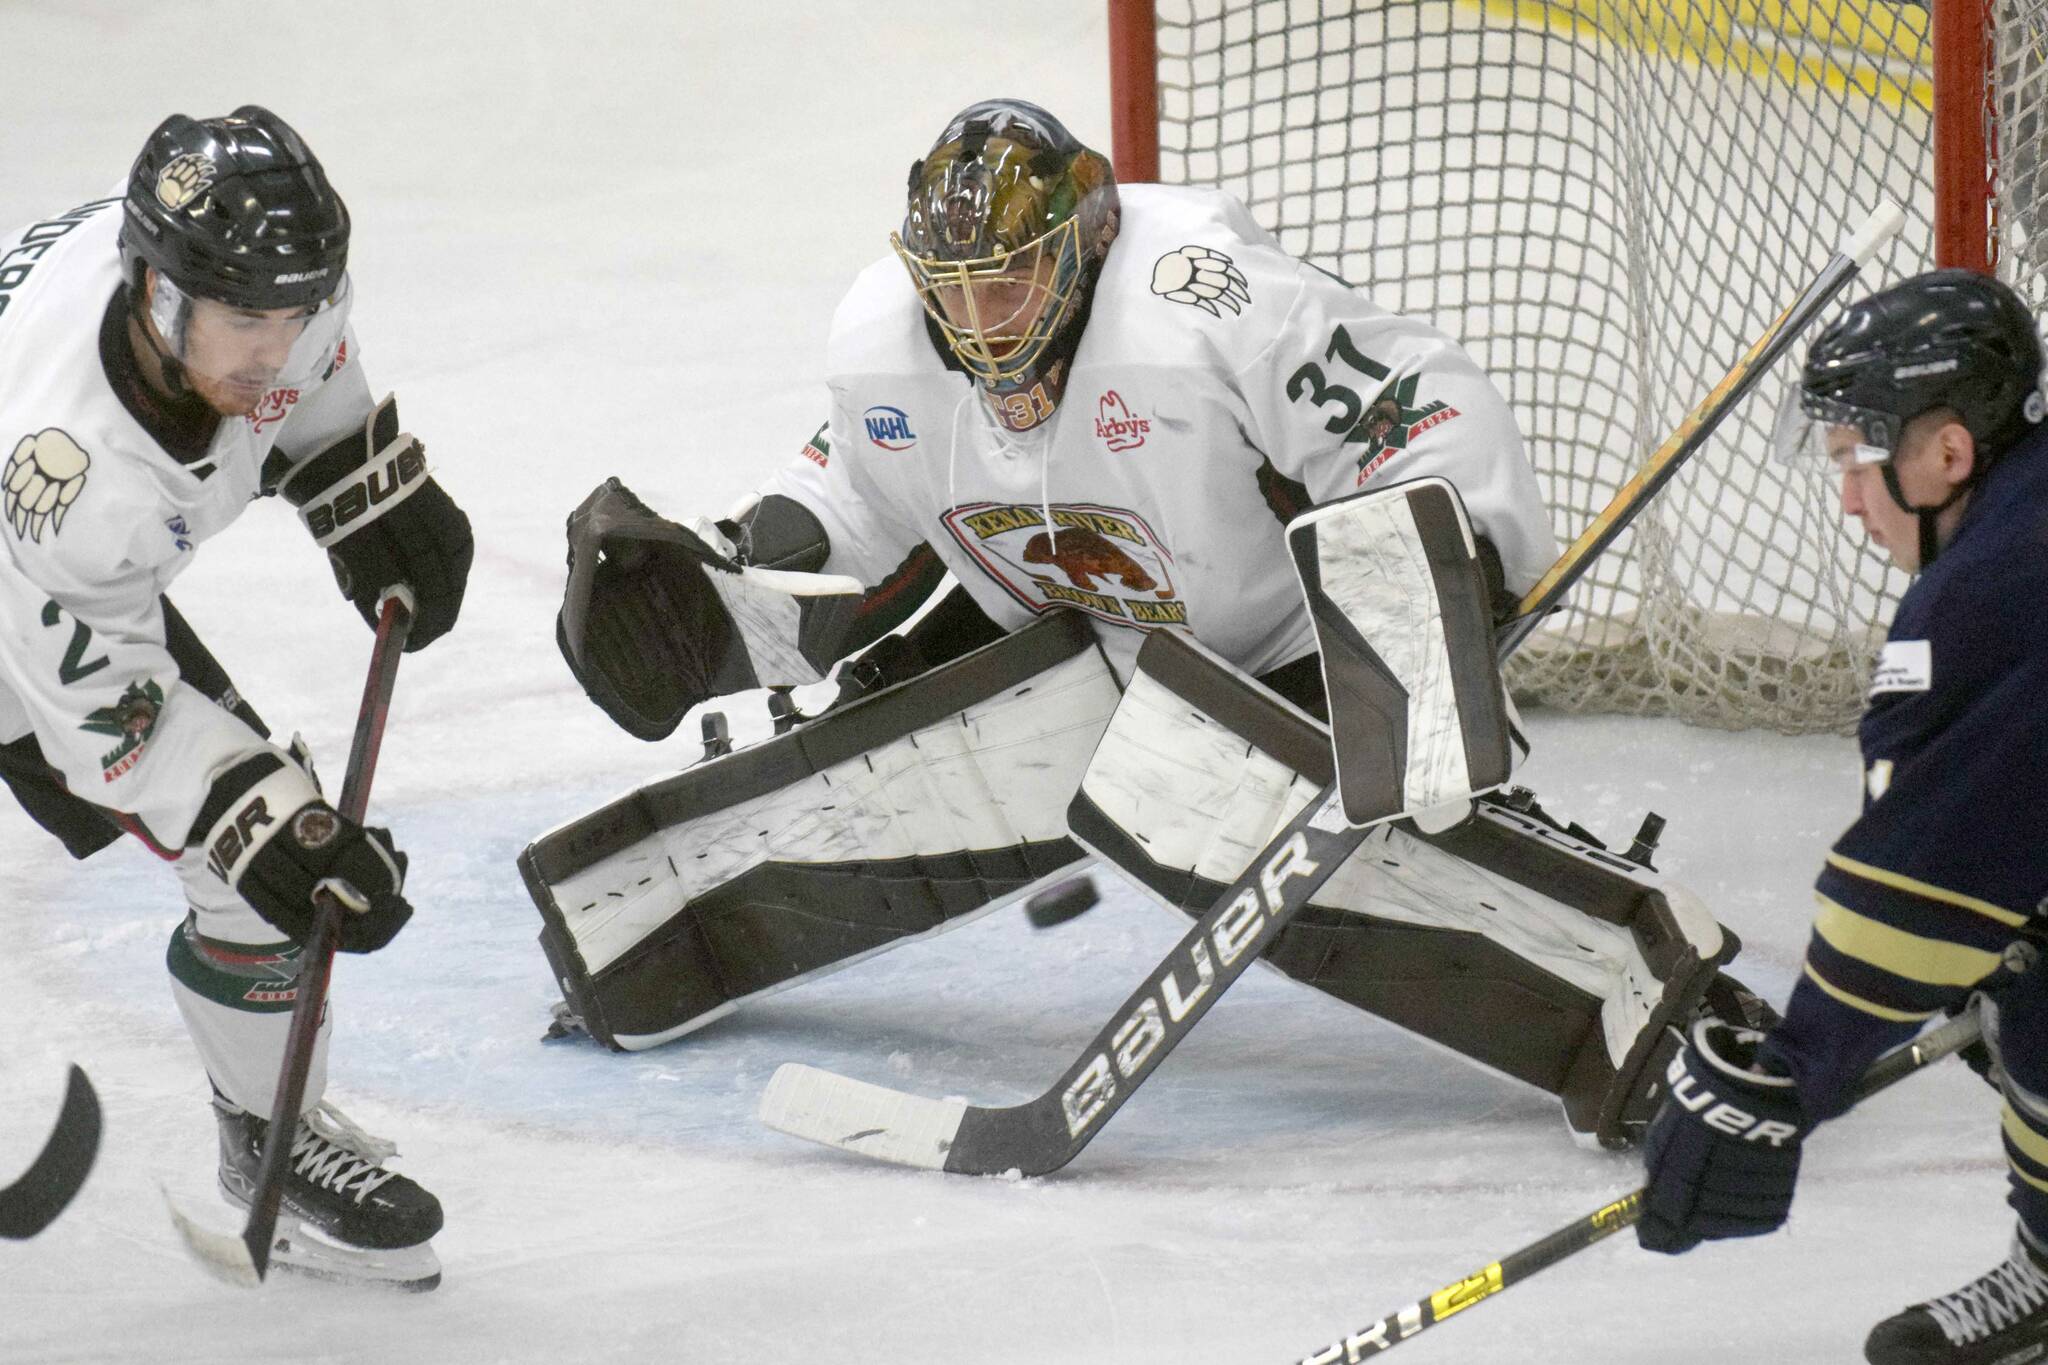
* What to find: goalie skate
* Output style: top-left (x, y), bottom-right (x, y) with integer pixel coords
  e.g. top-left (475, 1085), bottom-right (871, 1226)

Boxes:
top-left (213, 1096), bottom-right (443, 1292)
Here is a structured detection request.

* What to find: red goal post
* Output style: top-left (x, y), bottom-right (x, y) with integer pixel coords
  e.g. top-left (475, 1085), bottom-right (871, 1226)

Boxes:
top-left (1106, 0), bottom-right (2024, 733)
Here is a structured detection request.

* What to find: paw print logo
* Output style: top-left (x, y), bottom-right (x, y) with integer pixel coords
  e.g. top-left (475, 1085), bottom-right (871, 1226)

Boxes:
top-left (4, 429), bottom-right (91, 544)
top-left (155, 153), bottom-right (216, 212)
top-left (1150, 245), bottom-right (1251, 317)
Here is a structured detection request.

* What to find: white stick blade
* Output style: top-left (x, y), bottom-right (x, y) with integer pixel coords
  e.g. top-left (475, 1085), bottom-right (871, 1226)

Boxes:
top-left (161, 1184), bottom-right (261, 1288)
top-left (758, 1064), bottom-right (967, 1171)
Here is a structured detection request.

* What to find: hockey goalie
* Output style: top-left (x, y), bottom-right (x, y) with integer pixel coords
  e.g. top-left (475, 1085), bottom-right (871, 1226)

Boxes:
top-left (523, 99), bottom-right (1759, 1149)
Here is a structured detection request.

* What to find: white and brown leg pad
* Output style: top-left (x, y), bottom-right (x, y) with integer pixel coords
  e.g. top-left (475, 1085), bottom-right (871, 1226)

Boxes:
top-left (520, 610), bottom-right (1120, 1051)
top-left (168, 848), bottom-right (330, 1115)
top-left (1069, 630), bottom-right (1733, 1147)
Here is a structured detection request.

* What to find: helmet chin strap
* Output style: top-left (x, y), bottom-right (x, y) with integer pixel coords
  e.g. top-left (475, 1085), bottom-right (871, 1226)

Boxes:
top-left (1876, 461), bottom-right (1972, 569)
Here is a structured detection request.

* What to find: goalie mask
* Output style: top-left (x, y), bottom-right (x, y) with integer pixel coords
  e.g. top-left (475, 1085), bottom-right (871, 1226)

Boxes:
top-left (894, 99), bottom-right (1120, 427)
top-left (1772, 268), bottom-right (2046, 566)
top-left (118, 105), bottom-right (352, 415)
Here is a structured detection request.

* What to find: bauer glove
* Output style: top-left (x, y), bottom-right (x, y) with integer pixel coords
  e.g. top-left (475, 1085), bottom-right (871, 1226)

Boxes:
top-left (193, 751), bottom-right (413, 953)
top-left (1636, 1017), bottom-right (1810, 1254)
top-left (280, 395), bottom-right (473, 652)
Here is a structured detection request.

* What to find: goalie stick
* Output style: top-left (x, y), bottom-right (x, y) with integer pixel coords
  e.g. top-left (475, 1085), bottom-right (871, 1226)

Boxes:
top-left (1290, 1005), bottom-right (1985, 1363)
top-left (757, 201), bottom-right (1907, 1179)
top-left (167, 590), bottom-right (413, 1287)
top-left (0, 1064), bottom-right (101, 1240)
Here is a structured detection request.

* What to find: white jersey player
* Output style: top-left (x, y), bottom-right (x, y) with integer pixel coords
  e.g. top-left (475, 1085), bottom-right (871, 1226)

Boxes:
top-left (762, 128), bottom-right (1555, 688)
top-left (544, 101), bottom-right (1750, 1151)
top-left (0, 107), bottom-right (471, 1287)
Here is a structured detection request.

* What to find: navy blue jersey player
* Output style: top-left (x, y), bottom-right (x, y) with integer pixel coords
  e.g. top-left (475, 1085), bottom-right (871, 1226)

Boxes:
top-left (1635, 268), bottom-right (2048, 1365)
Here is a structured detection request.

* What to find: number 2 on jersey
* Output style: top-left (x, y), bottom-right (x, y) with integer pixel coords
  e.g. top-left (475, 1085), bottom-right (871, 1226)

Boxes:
top-left (41, 599), bottom-right (110, 684)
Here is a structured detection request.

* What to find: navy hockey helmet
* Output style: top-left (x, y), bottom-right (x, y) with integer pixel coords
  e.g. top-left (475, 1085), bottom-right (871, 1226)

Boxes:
top-left (893, 100), bottom-right (1119, 410)
top-left (118, 105), bottom-right (350, 312)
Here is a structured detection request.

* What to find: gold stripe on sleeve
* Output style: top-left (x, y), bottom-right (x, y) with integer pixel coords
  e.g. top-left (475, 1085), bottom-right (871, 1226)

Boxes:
top-left (1801, 961), bottom-right (1940, 1024)
top-left (2004, 1104), bottom-right (2048, 1172)
top-left (1824, 853), bottom-right (2027, 928)
top-left (1813, 895), bottom-right (2005, 988)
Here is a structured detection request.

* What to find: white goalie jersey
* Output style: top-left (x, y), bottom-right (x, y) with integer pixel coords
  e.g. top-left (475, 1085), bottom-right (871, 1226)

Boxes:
top-left (0, 195), bottom-right (373, 852)
top-left (761, 182), bottom-right (1557, 680)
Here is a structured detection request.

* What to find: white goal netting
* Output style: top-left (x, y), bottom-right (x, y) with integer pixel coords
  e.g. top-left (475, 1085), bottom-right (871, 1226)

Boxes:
top-left (1145, 0), bottom-right (1982, 733)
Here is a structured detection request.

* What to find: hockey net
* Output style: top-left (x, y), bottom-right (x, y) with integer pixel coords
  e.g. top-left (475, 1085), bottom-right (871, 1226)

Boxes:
top-left (1113, 0), bottom-right (2037, 733)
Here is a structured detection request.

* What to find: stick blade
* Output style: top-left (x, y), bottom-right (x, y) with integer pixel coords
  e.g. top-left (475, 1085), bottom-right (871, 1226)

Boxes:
top-left (0, 1064), bottom-right (101, 1240)
top-left (161, 1185), bottom-right (262, 1289)
top-left (758, 1063), bottom-right (968, 1171)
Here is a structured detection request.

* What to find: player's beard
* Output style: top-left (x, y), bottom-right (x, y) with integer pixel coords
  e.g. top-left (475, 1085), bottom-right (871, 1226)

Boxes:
top-left (192, 368), bottom-right (276, 419)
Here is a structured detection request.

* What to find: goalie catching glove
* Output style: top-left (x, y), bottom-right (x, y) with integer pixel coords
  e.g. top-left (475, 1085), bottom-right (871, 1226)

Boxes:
top-left (556, 478), bottom-right (863, 740)
top-left (193, 750), bottom-right (412, 953)
top-left (280, 395), bottom-right (473, 652)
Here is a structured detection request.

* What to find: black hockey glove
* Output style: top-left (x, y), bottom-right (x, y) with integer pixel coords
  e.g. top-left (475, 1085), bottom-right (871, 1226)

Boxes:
top-left (556, 478), bottom-right (861, 740)
top-left (194, 752), bottom-right (413, 954)
top-left (1637, 1017), bottom-right (1810, 1254)
top-left (281, 395), bottom-right (473, 652)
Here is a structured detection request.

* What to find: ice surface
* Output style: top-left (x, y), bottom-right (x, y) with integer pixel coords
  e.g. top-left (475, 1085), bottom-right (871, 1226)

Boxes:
top-left (0, 4), bottom-right (2008, 1362)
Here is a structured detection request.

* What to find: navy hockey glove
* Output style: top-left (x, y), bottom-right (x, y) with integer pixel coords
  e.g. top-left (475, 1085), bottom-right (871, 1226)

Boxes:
top-left (1636, 1017), bottom-right (1809, 1254)
top-left (194, 753), bottom-right (413, 954)
top-left (281, 395), bottom-right (473, 652)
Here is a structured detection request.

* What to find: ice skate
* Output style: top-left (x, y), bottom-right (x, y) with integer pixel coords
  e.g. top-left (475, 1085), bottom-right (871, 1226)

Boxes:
top-left (1865, 1232), bottom-right (2048, 1365)
top-left (214, 1095), bottom-right (443, 1292)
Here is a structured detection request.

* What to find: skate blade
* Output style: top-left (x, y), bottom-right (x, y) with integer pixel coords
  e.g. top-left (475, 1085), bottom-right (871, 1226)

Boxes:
top-left (219, 1182), bottom-right (441, 1292)
top-left (267, 1222), bottom-right (442, 1294)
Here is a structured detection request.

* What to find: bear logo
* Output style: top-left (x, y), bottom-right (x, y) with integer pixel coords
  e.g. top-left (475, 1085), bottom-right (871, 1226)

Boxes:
top-left (155, 153), bottom-right (216, 212)
top-left (4, 429), bottom-right (91, 544)
top-left (1022, 527), bottom-right (1158, 594)
top-left (1150, 245), bottom-right (1251, 317)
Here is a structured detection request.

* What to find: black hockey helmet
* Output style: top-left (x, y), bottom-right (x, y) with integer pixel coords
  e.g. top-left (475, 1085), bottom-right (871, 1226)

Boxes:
top-left (118, 105), bottom-right (349, 312)
top-left (1779, 268), bottom-right (2045, 467)
top-left (893, 100), bottom-right (1119, 408)
top-left (1774, 268), bottom-right (2045, 565)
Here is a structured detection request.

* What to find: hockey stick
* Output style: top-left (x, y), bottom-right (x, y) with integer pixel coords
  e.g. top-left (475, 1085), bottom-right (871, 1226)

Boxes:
top-left (1291, 1006), bottom-right (1985, 1363)
top-left (167, 589), bottom-right (414, 1286)
top-left (0, 1064), bottom-right (101, 1240)
top-left (757, 202), bottom-right (1905, 1178)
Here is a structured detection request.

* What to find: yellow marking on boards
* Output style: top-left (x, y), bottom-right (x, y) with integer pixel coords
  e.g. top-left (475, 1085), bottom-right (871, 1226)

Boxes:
top-left (1466, 0), bottom-right (1930, 113)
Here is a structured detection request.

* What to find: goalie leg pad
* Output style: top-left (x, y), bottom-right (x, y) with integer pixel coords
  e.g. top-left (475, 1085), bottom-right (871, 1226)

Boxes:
top-left (1286, 477), bottom-right (1513, 823)
top-left (1070, 630), bottom-right (1732, 1146)
top-left (522, 611), bottom-right (1117, 1050)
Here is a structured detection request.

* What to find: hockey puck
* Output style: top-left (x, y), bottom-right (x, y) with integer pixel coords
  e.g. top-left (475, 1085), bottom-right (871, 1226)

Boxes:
top-left (1025, 876), bottom-right (1099, 929)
